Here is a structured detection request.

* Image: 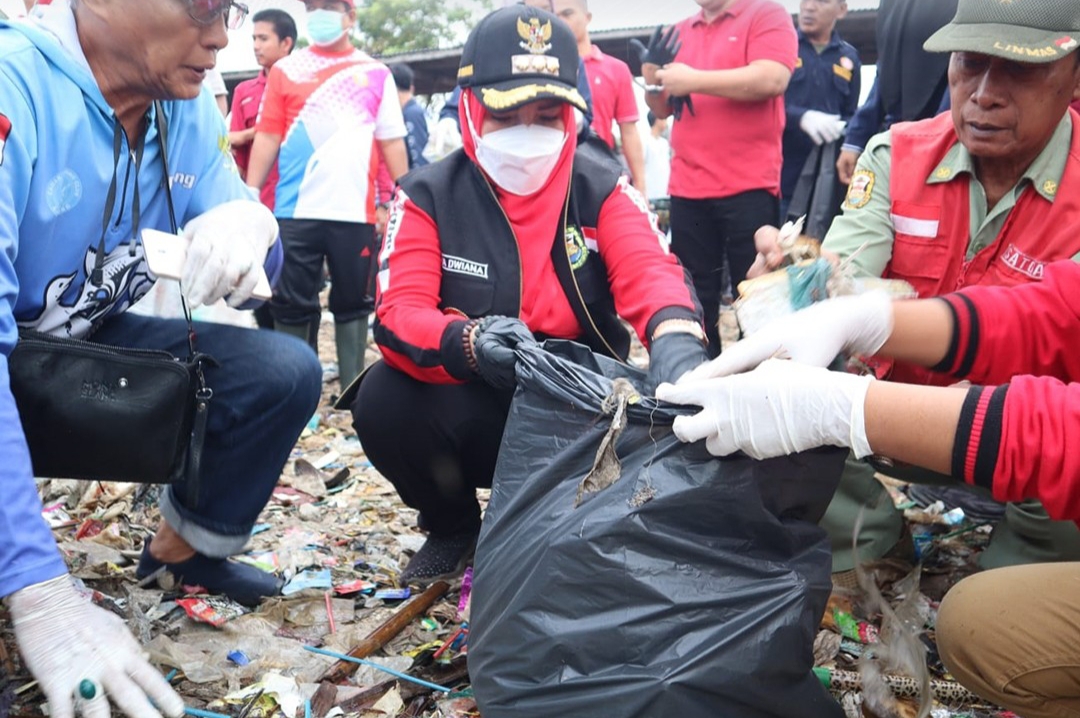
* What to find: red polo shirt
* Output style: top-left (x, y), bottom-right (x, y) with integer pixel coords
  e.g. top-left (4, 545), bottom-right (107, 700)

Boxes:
top-left (668, 0), bottom-right (797, 199)
top-left (229, 70), bottom-right (278, 209)
top-left (582, 46), bottom-right (640, 149)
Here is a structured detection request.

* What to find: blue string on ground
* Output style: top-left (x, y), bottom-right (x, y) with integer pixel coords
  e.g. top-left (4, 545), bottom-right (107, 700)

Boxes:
top-left (301, 645), bottom-right (451, 693)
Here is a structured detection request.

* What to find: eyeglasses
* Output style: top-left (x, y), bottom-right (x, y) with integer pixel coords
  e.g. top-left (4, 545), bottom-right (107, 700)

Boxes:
top-left (186, 0), bottom-right (249, 30)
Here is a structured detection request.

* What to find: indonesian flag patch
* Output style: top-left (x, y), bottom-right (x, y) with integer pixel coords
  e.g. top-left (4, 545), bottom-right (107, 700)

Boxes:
top-left (0, 113), bottom-right (10, 167)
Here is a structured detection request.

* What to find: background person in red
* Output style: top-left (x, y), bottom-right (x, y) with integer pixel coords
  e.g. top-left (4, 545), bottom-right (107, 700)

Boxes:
top-left (347, 5), bottom-right (708, 587)
top-left (643, 0), bottom-right (797, 358)
top-left (228, 8), bottom-right (296, 211)
top-left (553, 0), bottom-right (646, 194)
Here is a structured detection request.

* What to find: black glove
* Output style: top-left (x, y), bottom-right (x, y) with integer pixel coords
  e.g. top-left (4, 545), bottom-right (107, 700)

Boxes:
top-left (670, 94), bottom-right (696, 121)
top-left (472, 316), bottom-right (536, 390)
top-left (632, 25), bottom-right (682, 67)
top-left (646, 330), bottom-right (710, 392)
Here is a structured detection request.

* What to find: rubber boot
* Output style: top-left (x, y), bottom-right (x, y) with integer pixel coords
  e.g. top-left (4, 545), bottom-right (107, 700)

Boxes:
top-left (820, 454), bottom-right (905, 574)
top-left (335, 316), bottom-right (368, 388)
top-left (978, 499), bottom-right (1080, 569)
top-left (274, 319), bottom-right (317, 352)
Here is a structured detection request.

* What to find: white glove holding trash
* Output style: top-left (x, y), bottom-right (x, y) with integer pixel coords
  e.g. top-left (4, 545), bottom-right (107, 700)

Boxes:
top-left (5, 575), bottom-right (184, 718)
top-left (680, 290), bottom-right (894, 383)
top-left (181, 199), bottom-right (277, 308)
top-left (656, 359), bottom-right (874, 460)
top-left (799, 110), bottom-right (846, 145)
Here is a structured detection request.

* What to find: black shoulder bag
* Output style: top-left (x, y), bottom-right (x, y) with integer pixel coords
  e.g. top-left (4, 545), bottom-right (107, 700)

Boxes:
top-left (9, 102), bottom-right (214, 487)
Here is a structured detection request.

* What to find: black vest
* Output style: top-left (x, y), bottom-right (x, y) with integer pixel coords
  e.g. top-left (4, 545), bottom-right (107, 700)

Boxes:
top-left (396, 150), bottom-right (631, 360)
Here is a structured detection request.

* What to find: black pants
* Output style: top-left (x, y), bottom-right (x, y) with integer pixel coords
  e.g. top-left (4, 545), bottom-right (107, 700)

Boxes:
top-left (270, 218), bottom-right (375, 327)
top-left (669, 191), bottom-right (779, 357)
top-left (351, 361), bottom-right (514, 536)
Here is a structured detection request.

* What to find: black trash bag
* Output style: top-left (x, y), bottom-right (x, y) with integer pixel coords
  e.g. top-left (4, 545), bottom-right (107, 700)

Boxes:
top-left (469, 340), bottom-right (847, 718)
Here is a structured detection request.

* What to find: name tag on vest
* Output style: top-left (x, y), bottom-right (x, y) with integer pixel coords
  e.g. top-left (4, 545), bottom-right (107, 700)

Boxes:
top-left (1000, 244), bottom-right (1046, 280)
top-left (890, 213), bottom-right (939, 238)
top-left (442, 254), bottom-right (489, 279)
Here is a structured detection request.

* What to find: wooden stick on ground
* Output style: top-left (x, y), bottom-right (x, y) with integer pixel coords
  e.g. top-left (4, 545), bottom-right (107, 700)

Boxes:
top-left (317, 581), bottom-right (450, 685)
top-left (336, 681), bottom-right (396, 714)
top-left (307, 682), bottom-right (337, 718)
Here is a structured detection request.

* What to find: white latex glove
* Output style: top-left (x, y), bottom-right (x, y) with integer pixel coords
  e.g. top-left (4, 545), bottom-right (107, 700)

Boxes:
top-left (681, 290), bottom-right (894, 383)
top-left (5, 575), bottom-right (184, 718)
top-left (432, 116), bottom-right (463, 159)
top-left (181, 199), bottom-right (277, 308)
top-left (656, 359), bottom-right (873, 460)
top-left (799, 110), bottom-right (846, 146)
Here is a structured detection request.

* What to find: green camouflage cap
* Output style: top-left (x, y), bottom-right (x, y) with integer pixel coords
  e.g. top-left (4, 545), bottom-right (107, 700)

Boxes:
top-left (924, 0), bottom-right (1080, 63)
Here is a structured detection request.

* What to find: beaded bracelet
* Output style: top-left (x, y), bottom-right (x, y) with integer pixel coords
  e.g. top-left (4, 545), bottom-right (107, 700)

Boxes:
top-left (462, 318), bottom-right (482, 373)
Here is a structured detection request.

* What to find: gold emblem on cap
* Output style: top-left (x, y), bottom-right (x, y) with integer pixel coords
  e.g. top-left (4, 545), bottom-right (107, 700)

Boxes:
top-left (1043, 180), bottom-right (1058, 197)
top-left (481, 83), bottom-right (585, 111)
top-left (512, 54), bottom-right (560, 76)
top-left (992, 41), bottom-right (1059, 58)
top-left (518, 17), bottom-right (553, 55)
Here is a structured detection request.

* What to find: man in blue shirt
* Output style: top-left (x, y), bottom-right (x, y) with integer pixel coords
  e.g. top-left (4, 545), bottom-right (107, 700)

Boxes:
top-left (781, 0), bottom-right (860, 233)
top-left (390, 63), bottom-right (430, 170)
top-left (0, 2), bottom-right (322, 715)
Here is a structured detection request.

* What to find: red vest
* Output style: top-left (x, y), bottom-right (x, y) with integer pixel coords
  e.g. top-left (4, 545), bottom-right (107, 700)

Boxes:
top-left (883, 111), bottom-right (1080, 385)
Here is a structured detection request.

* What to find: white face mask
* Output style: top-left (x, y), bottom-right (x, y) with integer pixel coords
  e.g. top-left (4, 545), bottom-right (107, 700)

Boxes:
top-left (468, 105), bottom-right (567, 196)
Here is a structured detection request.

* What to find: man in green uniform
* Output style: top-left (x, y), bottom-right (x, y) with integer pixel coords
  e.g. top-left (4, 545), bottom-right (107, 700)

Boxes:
top-left (753, 0), bottom-right (1080, 579)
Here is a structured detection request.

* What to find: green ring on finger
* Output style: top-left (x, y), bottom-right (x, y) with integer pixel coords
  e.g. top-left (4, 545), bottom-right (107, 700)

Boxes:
top-left (78, 679), bottom-right (97, 700)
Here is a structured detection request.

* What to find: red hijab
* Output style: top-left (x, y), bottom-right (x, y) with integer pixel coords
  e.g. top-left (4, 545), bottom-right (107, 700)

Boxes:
top-left (458, 89), bottom-right (577, 256)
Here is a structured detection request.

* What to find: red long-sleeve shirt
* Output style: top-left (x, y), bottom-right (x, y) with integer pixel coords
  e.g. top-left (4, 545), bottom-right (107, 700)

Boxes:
top-left (376, 178), bottom-right (699, 384)
top-left (937, 261), bottom-right (1080, 521)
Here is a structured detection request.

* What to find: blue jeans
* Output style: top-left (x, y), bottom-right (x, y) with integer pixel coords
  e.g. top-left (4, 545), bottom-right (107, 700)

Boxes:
top-left (93, 312), bottom-right (322, 557)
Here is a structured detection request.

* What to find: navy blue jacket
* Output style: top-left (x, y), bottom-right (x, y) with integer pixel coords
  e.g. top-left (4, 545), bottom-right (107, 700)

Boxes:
top-left (402, 97), bottom-right (430, 169)
top-left (781, 29), bottom-right (861, 199)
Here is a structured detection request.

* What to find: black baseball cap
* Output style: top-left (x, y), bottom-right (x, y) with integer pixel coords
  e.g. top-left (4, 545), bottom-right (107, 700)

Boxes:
top-left (924, 0), bottom-right (1080, 64)
top-left (457, 5), bottom-right (587, 113)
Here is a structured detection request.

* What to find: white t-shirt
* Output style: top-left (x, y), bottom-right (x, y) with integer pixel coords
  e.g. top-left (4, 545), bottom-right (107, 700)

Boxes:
top-left (643, 131), bottom-right (671, 202)
top-left (202, 67), bottom-right (227, 97)
top-left (0, 0), bottom-right (30, 19)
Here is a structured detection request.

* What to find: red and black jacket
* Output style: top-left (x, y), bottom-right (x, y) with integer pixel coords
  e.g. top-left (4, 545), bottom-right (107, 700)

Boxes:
top-left (373, 149), bottom-right (702, 384)
top-left (936, 261), bottom-right (1080, 521)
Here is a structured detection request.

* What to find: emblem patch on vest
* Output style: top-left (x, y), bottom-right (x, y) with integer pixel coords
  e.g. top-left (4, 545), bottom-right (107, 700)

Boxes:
top-left (844, 169), bottom-right (875, 210)
top-left (565, 226), bottom-right (589, 270)
top-left (442, 254), bottom-right (489, 279)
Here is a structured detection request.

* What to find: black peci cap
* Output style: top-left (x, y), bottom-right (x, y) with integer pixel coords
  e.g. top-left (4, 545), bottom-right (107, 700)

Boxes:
top-left (457, 5), bottom-right (587, 113)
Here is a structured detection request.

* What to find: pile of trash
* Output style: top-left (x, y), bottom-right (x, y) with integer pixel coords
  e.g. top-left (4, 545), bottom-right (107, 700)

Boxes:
top-left (0, 319), bottom-right (1018, 718)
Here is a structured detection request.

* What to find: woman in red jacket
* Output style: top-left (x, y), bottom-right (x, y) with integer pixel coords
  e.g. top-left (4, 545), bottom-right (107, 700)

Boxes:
top-left (656, 259), bottom-right (1080, 717)
top-left (347, 6), bottom-right (707, 586)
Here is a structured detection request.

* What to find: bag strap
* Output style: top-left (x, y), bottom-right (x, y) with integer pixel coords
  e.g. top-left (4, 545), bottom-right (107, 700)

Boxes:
top-left (154, 101), bottom-right (211, 498)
